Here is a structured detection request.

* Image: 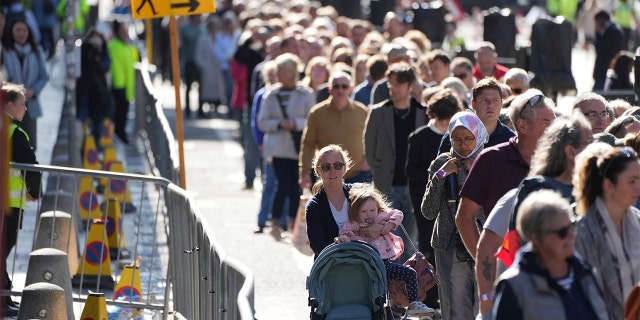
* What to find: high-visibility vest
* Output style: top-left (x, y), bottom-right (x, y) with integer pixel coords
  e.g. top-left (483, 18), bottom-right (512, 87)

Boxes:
top-left (8, 124), bottom-right (28, 210)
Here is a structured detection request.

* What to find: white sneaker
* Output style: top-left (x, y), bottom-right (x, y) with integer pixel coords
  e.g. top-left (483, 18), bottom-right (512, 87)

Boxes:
top-left (406, 301), bottom-right (436, 317)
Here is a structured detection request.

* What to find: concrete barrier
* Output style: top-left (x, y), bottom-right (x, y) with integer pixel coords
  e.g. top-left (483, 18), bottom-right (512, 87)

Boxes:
top-left (23, 248), bottom-right (74, 319)
top-left (33, 211), bottom-right (79, 275)
top-left (17, 282), bottom-right (67, 320)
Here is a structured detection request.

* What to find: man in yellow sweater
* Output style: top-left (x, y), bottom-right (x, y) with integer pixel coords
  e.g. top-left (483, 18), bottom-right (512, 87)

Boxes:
top-left (298, 71), bottom-right (370, 189)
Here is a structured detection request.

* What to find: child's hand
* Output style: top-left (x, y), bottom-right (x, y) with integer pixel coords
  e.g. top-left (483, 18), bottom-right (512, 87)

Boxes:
top-left (334, 235), bottom-right (350, 243)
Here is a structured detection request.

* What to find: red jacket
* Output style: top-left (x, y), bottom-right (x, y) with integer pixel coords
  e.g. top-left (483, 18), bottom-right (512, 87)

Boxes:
top-left (472, 63), bottom-right (509, 81)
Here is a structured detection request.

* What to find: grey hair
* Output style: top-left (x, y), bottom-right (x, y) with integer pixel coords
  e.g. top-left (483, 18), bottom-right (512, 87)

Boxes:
top-left (529, 112), bottom-right (592, 177)
top-left (508, 89), bottom-right (555, 125)
top-left (516, 190), bottom-right (572, 242)
top-left (441, 76), bottom-right (469, 102)
top-left (573, 92), bottom-right (608, 111)
top-left (503, 68), bottom-right (530, 86)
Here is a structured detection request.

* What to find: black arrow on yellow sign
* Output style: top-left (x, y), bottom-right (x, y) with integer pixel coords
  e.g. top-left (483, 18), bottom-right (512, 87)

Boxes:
top-left (171, 0), bottom-right (200, 12)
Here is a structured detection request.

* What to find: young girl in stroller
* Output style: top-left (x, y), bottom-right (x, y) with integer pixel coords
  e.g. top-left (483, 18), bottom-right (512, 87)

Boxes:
top-left (335, 184), bottom-right (435, 317)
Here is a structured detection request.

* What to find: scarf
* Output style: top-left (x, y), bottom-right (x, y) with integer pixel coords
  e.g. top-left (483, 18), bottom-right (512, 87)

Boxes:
top-left (446, 110), bottom-right (489, 159)
top-left (4, 43), bottom-right (40, 88)
top-left (595, 197), bottom-right (640, 300)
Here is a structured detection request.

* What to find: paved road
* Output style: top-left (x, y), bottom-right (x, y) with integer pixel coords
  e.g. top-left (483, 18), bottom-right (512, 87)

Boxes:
top-left (155, 78), bottom-right (314, 319)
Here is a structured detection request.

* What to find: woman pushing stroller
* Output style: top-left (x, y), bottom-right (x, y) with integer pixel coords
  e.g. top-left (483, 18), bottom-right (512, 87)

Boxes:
top-left (336, 184), bottom-right (435, 317)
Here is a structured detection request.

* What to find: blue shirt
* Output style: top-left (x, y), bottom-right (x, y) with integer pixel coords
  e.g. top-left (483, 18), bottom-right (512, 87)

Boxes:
top-left (351, 79), bottom-right (374, 106)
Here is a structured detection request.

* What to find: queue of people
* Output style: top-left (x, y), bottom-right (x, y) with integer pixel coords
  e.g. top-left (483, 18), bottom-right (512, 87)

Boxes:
top-left (194, 2), bottom-right (640, 319)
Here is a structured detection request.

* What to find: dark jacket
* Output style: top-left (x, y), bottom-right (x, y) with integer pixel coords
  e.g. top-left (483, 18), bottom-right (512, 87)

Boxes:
top-left (306, 184), bottom-right (351, 258)
top-left (492, 244), bottom-right (611, 320)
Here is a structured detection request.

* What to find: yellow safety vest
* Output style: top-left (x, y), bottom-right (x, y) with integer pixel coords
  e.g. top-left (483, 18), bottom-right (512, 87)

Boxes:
top-left (8, 124), bottom-right (28, 210)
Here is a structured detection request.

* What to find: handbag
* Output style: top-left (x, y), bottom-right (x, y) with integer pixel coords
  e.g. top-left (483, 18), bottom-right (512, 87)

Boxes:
top-left (387, 224), bottom-right (438, 307)
top-left (275, 93), bottom-right (302, 153)
top-left (291, 189), bottom-right (313, 256)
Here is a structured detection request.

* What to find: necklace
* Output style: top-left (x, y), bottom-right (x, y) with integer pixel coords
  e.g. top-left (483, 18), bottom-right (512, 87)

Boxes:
top-left (394, 107), bottom-right (411, 119)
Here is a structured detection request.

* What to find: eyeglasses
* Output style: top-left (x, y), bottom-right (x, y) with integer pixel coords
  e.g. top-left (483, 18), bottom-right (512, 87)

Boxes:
top-left (450, 137), bottom-right (475, 146)
top-left (546, 220), bottom-right (576, 239)
top-left (518, 94), bottom-right (544, 120)
top-left (600, 146), bottom-right (638, 177)
top-left (583, 111), bottom-right (609, 121)
top-left (319, 162), bottom-right (345, 172)
top-left (332, 84), bottom-right (350, 90)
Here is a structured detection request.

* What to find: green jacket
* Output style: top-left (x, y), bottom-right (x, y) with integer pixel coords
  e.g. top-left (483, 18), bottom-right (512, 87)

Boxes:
top-left (108, 38), bottom-right (139, 102)
top-left (57, 0), bottom-right (90, 35)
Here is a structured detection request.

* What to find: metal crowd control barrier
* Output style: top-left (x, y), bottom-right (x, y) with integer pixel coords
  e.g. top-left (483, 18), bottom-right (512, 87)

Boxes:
top-left (8, 162), bottom-right (255, 319)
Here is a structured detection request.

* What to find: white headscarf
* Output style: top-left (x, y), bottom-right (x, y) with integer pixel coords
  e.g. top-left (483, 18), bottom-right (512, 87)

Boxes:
top-left (447, 111), bottom-right (489, 159)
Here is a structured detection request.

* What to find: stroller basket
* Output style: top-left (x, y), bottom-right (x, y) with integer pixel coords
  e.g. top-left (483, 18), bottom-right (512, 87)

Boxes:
top-left (307, 241), bottom-right (388, 319)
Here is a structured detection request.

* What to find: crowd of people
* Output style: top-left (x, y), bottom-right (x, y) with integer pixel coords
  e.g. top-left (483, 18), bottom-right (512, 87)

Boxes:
top-left (171, 1), bottom-right (640, 319)
top-left (4, 0), bottom-right (640, 318)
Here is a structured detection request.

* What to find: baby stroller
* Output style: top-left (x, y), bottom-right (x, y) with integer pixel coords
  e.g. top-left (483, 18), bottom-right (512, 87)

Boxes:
top-left (307, 241), bottom-right (388, 320)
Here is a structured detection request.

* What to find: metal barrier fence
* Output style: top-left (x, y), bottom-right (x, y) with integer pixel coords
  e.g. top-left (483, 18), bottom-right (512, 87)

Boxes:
top-left (132, 58), bottom-right (255, 319)
top-left (8, 162), bottom-right (255, 319)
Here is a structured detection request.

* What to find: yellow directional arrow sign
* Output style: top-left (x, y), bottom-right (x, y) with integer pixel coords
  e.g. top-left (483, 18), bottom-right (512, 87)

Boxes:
top-left (131, 0), bottom-right (215, 19)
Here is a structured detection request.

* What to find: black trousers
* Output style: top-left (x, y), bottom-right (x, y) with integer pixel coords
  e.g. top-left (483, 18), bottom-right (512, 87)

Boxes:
top-left (1, 208), bottom-right (21, 291)
top-left (112, 88), bottom-right (129, 143)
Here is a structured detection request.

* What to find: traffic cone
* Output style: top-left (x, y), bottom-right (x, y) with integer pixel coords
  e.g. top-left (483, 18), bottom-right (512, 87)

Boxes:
top-left (101, 198), bottom-right (131, 260)
top-left (99, 118), bottom-right (114, 148)
top-left (82, 134), bottom-right (101, 170)
top-left (102, 161), bottom-right (135, 213)
top-left (78, 176), bottom-right (102, 221)
top-left (98, 146), bottom-right (117, 192)
top-left (72, 219), bottom-right (115, 290)
top-left (113, 257), bottom-right (142, 302)
top-left (80, 292), bottom-right (108, 320)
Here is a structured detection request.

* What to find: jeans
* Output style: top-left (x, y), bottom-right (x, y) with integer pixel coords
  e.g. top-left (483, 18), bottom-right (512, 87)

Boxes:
top-left (257, 162), bottom-right (288, 228)
top-left (272, 158), bottom-right (301, 220)
top-left (387, 185), bottom-right (418, 263)
top-left (242, 109), bottom-right (261, 188)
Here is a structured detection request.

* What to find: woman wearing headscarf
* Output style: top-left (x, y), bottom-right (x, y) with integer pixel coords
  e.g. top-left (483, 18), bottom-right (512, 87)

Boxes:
top-left (573, 146), bottom-right (640, 319)
top-left (421, 111), bottom-right (489, 320)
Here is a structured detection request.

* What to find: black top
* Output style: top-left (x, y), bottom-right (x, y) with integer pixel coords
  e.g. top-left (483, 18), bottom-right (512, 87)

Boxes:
top-left (11, 120), bottom-right (41, 199)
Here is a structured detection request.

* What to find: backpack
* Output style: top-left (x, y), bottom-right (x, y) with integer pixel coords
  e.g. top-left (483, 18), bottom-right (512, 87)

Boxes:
top-left (387, 252), bottom-right (438, 307)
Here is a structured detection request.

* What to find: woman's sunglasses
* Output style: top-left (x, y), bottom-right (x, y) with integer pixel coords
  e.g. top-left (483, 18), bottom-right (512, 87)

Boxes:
top-left (545, 220), bottom-right (576, 239)
top-left (319, 162), bottom-right (345, 172)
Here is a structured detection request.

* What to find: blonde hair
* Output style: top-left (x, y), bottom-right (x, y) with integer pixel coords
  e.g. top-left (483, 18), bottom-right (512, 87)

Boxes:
top-left (311, 145), bottom-right (352, 194)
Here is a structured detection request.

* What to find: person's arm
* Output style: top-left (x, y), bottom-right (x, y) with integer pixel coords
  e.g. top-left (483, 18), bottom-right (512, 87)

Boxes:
top-left (257, 91), bottom-right (282, 133)
top-left (299, 109), bottom-right (318, 188)
top-left (12, 129), bottom-right (41, 199)
top-left (306, 196), bottom-right (332, 255)
top-left (363, 109), bottom-right (377, 173)
top-left (422, 156), bottom-right (447, 220)
top-left (405, 128), bottom-right (427, 184)
top-left (491, 280), bottom-right (523, 320)
top-left (30, 50), bottom-right (50, 96)
top-left (455, 196), bottom-right (481, 259)
top-left (387, 209), bottom-right (404, 229)
top-left (476, 229), bottom-right (503, 317)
